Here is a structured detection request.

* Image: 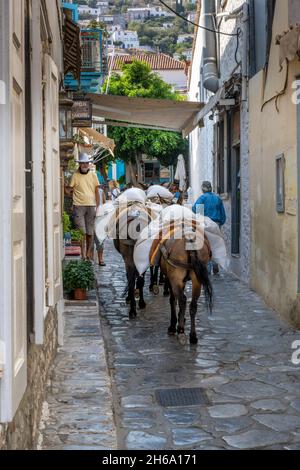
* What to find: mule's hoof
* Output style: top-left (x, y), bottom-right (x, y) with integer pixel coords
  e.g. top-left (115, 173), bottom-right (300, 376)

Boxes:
top-left (189, 334), bottom-right (198, 345)
top-left (149, 285), bottom-right (153, 292)
top-left (168, 326), bottom-right (176, 335)
top-left (178, 333), bottom-right (187, 346)
top-left (139, 300), bottom-right (146, 309)
top-left (129, 311), bottom-right (137, 319)
top-left (163, 290), bottom-right (169, 297)
top-left (153, 285), bottom-right (159, 295)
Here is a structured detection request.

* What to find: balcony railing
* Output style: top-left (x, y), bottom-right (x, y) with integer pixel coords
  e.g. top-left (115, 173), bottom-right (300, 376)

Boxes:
top-left (81, 29), bottom-right (103, 73)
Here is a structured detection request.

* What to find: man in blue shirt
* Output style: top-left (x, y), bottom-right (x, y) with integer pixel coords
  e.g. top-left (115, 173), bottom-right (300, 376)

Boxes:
top-left (192, 181), bottom-right (226, 274)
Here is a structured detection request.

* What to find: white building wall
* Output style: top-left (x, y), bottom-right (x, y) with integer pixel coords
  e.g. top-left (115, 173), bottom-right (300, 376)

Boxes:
top-left (188, 0), bottom-right (250, 283)
top-left (217, 0), bottom-right (250, 283)
top-left (158, 69), bottom-right (187, 93)
top-left (188, 13), bottom-right (214, 204)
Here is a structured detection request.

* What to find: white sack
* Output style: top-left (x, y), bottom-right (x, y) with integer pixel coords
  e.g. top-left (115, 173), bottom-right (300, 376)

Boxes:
top-left (117, 187), bottom-right (146, 204)
top-left (134, 219), bottom-right (161, 275)
top-left (134, 207), bottom-right (229, 275)
top-left (203, 217), bottom-right (229, 269)
top-left (146, 185), bottom-right (173, 200)
top-left (145, 201), bottom-right (163, 220)
top-left (95, 202), bottom-right (115, 244)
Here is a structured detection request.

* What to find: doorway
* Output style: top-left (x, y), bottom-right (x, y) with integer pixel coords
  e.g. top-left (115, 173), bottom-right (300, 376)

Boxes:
top-left (231, 145), bottom-right (241, 255)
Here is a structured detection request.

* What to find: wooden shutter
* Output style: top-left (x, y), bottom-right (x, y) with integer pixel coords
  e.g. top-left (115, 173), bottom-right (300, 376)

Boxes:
top-left (44, 54), bottom-right (63, 307)
top-left (0, 0), bottom-right (28, 422)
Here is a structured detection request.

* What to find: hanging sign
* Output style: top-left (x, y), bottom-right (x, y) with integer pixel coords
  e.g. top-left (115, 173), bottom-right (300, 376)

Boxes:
top-left (72, 98), bottom-right (92, 127)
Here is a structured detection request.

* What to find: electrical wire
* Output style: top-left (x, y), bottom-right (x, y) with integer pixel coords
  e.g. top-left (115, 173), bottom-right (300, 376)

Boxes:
top-left (158, 0), bottom-right (238, 37)
top-left (235, 27), bottom-right (242, 65)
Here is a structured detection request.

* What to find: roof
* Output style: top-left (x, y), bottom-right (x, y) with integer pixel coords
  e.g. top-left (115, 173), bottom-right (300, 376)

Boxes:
top-left (108, 53), bottom-right (186, 71)
top-left (87, 93), bottom-right (204, 136)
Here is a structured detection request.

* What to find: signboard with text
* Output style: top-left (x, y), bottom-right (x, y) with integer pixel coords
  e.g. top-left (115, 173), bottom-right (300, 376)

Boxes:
top-left (72, 98), bottom-right (92, 127)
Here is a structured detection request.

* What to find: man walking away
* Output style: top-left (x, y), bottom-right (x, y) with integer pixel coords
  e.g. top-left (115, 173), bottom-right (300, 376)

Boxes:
top-left (66, 153), bottom-right (100, 260)
top-left (192, 181), bottom-right (226, 274)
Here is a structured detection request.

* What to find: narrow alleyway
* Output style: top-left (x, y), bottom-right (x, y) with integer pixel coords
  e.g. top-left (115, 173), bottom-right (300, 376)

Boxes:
top-left (96, 242), bottom-right (300, 450)
top-left (41, 241), bottom-right (300, 450)
top-left (39, 298), bottom-right (117, 450)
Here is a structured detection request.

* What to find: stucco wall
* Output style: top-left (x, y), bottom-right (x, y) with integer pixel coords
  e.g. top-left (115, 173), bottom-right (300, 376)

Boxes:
top-left (188, 3), bottom-right (214, 203)
top-left (189, 0), bottom-right (250, 283)
top-left (158, 69), bottom-right (187, 91)
top-left (249, 0), bottom-right (300, 324)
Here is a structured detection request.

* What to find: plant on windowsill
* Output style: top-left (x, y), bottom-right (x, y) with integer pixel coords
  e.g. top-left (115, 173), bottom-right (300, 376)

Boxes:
top-left (63, 260), bottom-right (95, 300)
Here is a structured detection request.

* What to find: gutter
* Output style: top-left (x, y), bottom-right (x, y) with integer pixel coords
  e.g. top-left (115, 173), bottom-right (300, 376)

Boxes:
top-left (201, 0), bottom-right (219, 93)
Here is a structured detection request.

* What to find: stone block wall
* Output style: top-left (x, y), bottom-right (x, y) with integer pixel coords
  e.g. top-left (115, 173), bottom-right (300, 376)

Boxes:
top-left (0, 307), bottom-right (58, 449)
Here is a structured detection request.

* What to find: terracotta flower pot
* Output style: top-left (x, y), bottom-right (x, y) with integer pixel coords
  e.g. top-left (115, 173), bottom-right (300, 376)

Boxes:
top-left (73, 288), bottom-right (87, 300)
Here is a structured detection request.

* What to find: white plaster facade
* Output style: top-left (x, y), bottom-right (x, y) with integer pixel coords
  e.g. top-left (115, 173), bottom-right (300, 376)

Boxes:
top-left (111, 30), bottom-right (140, 49)
top-left (188, 0), bottom-right (250, 283)
top-left (0, 0), bottom-right (64, 444)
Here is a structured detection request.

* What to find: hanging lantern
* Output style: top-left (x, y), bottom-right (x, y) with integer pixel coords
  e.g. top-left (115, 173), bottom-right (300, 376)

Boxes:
top-left (59, 91), bottom-right (74, 141)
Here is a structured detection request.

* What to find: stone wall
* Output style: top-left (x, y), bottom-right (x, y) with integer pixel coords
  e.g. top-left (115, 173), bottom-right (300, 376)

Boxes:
top-left (0, 307), bottom-right (58, 449)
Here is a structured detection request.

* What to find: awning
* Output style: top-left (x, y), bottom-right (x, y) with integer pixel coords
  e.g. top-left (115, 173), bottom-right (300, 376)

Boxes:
top-left (63, 12), bottom-right (82, 82)
top-left (87, 93), bottom-right (204, 136)
top-left (79, 128), bottom-right (115, 154)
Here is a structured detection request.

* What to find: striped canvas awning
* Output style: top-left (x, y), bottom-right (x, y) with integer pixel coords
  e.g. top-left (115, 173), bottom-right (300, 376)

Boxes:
top-left (79, 127), bottom-right (115, 154)
top-left (87, 93), bottom-right (204, 136)
top-left (63, 13), bottom-right (82, 82)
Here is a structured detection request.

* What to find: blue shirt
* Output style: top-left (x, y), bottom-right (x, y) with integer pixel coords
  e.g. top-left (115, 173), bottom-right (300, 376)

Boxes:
top-left (192, 192), bottom-right (226, 226)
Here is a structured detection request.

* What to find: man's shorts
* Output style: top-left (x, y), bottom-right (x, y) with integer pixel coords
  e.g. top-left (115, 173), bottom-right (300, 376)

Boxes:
top-left (73, 206), bottom-right (96, 236)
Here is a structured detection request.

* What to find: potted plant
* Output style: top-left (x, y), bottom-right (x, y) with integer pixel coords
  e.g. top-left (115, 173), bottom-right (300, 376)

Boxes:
top-left (63, 260), bottom-right (95, 300)
top-left (63, 211), bottom-right (72, 244)
top-left (71, 228), bottom-right (84, 245)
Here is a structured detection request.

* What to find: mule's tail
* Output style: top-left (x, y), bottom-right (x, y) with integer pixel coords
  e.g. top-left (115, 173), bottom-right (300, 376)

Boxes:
top-left (190, 251), bottom-right (213, 314)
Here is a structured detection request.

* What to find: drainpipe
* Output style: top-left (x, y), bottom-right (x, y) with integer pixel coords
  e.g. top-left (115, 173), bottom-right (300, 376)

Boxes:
top-left (241, 2), bottom-right (249, 102)
top-left (201, 0), bottom-right (219, 93)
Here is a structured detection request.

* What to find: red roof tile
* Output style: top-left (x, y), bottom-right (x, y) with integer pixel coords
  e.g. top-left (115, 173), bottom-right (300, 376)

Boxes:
top-left (108, 52), bottom-right (185, 71)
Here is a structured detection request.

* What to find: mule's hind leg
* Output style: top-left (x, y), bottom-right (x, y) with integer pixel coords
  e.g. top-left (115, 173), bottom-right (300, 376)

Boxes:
top-left (163, 277), bottom-right (170, 297)
top-left (126, 265), bottom-right (137, 319)
top-left (149, 266), bottom-right (154, 292)
top-left (167, 282), bottom-right (177, 335)
top-left (149, 266), bottom-right (159, 294)
top-left (171, 282), bottom-right (187, 345)
top-left (189, 280), bottom-right (201, 344)
top-left (137, 274), bottom-right (146, 309)
top-left (159, 269), bottom-right (165, 285)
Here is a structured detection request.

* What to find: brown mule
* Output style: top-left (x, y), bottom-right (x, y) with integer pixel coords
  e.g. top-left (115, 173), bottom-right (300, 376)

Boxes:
top-left (112, 202), bottom-right (153, 319)
top-left (159, 233), bottom-right (213, 345)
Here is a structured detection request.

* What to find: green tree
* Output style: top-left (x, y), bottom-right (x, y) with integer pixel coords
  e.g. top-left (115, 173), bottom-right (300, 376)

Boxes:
top-left (87, 20), bottom-right (109, 38)
top-left (103, 61), bottom-right (188, 185)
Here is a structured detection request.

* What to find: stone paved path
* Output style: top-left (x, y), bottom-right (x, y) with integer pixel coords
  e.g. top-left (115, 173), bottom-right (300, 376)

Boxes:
top-left (40, 298), bottom-right (117, 450)
top-left (96, 241), bottom-right (300, 450)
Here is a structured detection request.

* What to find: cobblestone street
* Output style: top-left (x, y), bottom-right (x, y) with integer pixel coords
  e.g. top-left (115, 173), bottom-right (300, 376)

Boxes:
top-left (97, 242), bottom-right (300, 450)
top-left (41, 241), bottom-right (300, 450)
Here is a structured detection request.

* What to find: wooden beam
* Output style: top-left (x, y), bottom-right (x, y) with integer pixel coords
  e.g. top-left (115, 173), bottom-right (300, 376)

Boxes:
top-left (92, 119), bottom-right (179, 132)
